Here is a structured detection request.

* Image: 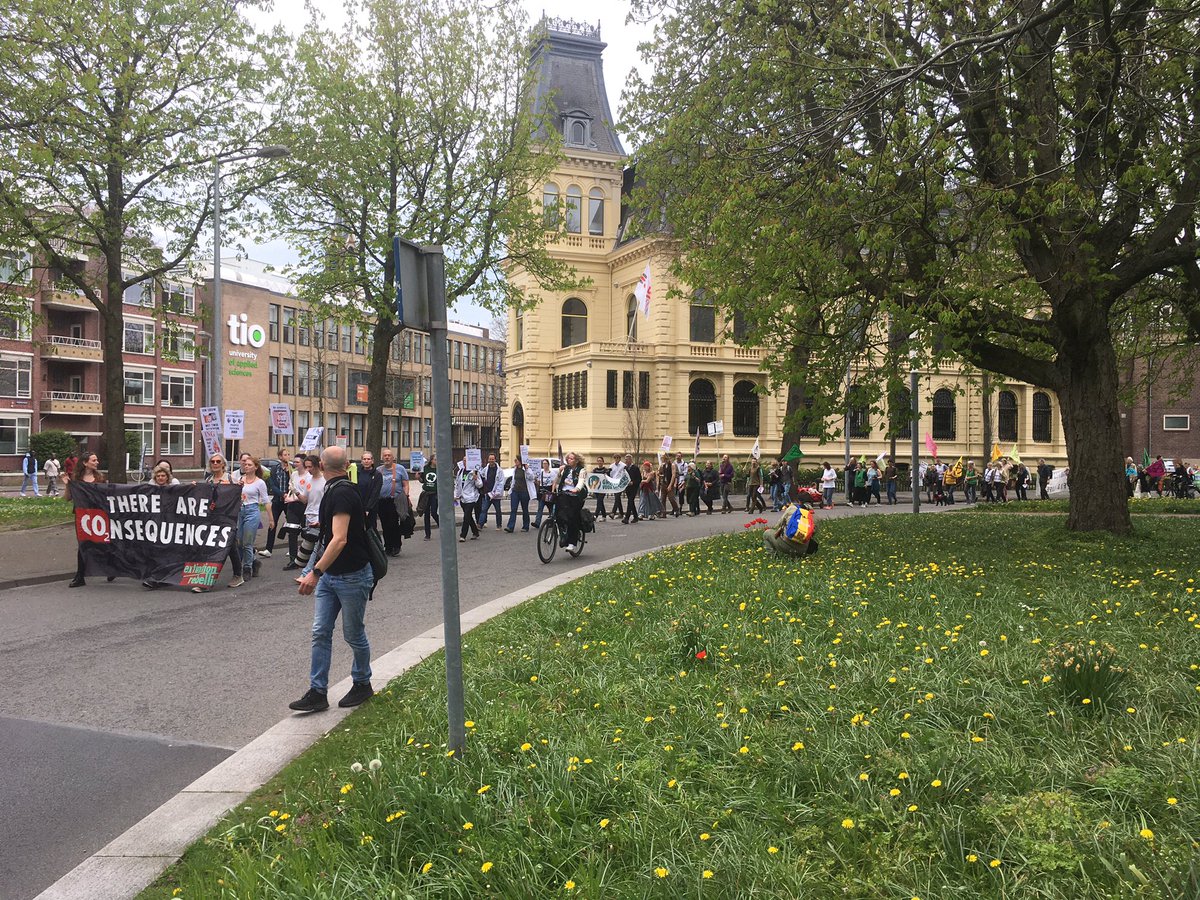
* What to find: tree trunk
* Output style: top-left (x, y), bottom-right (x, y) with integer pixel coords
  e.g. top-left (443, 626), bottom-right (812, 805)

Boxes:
top-left (981, 372), bottom-right (992, 460)
top-left (101, 264), bottom-right (128, 483)
top-left (779, 341), bottom-right (812, 456)
top-left (365, 318), bottom-right (398, 456)
top-left (1057, 330), bottom-right (1132, 534)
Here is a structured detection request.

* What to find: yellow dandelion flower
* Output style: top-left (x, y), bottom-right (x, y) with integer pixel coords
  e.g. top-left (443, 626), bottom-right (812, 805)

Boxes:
top-left (841, 818), bottom-right (855, 829)
top-left (464, 720), bottom-right (475, 728)
top-left (700, 832), bottom-right (711, 840)
top-left (654, 866), bottom-right (670, 878)
top-left (1167, 797), bottom-right (1178, 806)
top-left (564, 880), bottom-right (576, 891)
top-left (966, 854), bottom-right (978, 863)
top-left (275, 823), bottom-right (287, 833)
top-left (858, 773), bottom-right (869, 781)
top-left (703, 869), bottom-right (714, 879)
top-left (476, 785), bottom-right (491, 795)
top-left (421, 862), bottom-right (433, 874)
top-left (520, 742), bottom-right (532, 752)
top-left (768, 846), bottom-right (780, 853)
top-left (889, 788), bottom-right (901, 797)
top-left (1140, 828), bottom-right (1155, 840)
top-left (481, 861), bottom-right (494, 874)
top-left (989, 859), bottom-right (1001, 868)
top-left (599, 818), bottom-right (610, 828)
top-left (340, 783), bottom-right (353, 794)
top-left (931, 779), bottom-right (943, 787)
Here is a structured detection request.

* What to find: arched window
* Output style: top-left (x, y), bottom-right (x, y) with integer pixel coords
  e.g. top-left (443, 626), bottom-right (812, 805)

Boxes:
top-left (571, 121), bottom-right (586, 145)
top-left (625, 295), bottom-right (638, 341)
top-left (688, 379), bottom-right (717, 436)
top-left (561, 298), bottom-right (587, 347)
top-left (512, 402), bottom-right (524, 427)
top-left (515, 309), bottom-right (523, 351)
top-left (733, 380), bottom-right (760, 436)
top-left (998, 390), bottom-right (1018, 442)
top-left (542, 183), bottom-right (558, 229)
top-left (932, 388), bottom-right (956, 440)
top-left (565, 186), bottom-right (582, 234)
top-left (1032, 391), bottom-right (1052, 443)
top-left (848, 384), bottom-right (870, 439)
top-left (588, 188), bottom-right (605, 236)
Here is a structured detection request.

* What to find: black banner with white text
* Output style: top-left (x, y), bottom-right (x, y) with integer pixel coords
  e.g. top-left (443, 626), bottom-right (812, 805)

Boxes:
top-left (72, 483), bottom-right (240, 588)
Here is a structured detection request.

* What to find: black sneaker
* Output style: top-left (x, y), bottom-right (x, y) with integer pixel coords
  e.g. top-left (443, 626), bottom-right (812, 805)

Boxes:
top-left (282, 561), bottom-right (300, 571)
top-left (338, 682), bottom-right (374, 708)
top-left (288, 688), bottom-right (329, 712)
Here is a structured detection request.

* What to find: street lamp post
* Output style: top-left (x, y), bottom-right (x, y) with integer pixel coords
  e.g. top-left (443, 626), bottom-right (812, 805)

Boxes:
top-left (207, 145), bottom-right (291, 425)
top-left (910, 338), bottom-right (921, 514)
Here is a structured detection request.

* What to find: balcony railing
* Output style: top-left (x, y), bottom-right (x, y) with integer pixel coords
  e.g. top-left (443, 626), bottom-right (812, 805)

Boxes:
top-left (45, 334), bottom-right (103, 362)
top-left (42, 390), bottom-right (103, 413)
top-left (41, 286), bottom-right (96, 310)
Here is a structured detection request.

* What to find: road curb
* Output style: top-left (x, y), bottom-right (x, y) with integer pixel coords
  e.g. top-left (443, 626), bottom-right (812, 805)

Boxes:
top-left (0, 572), bottom-right (75, 592)
top-left (32, 540), bottom-right (686, 900)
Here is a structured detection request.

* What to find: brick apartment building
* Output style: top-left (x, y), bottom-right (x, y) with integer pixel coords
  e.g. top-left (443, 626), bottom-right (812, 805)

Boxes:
top-left (1, 248), bottom-right (202, 473)
top-left (1120, 350), bottom-right (1200, 463)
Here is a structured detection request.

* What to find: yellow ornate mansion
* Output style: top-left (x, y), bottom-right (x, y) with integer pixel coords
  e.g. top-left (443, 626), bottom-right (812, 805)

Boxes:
top-left (503, 19), bottom-right (1069, 468)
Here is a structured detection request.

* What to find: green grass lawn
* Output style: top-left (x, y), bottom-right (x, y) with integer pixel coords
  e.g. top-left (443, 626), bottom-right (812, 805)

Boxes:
top-left (143, 515), bottom-right (1200, 899)
top-left (970, 498), bottom-right (1200, 515)
top-left (0, 496), bottom-right (72, 531)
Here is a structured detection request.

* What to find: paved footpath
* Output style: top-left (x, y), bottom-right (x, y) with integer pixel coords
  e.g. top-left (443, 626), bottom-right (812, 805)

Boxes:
top-left (2, 498), bottom-right (933, 899)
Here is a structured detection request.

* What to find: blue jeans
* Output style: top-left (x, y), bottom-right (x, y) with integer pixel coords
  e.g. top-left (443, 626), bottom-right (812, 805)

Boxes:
top-left (886, 481), bottom-right (897, 504)
top-left (21, 474), bottom-right (39, 496)
top-left (238, 504), bottom-right (261, 576)
top-left (507, 493), bottom-right (530, 531)
top-left (770, 484), bottom-right (782, 510)
top-left (309, 563), bottom-right (373, 693)
top-left (479, 494), bottom-right (502, 527)
top-left (533, 494), bottom-right (549, 527)
top-left (823, 487), bottom-right (834, 507)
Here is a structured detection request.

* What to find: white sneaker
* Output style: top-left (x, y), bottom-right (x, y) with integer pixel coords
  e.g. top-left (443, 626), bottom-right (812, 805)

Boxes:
top-left (258, 549), bottom-right (272, 558)
top-left (566, 543), bottom-right (577, 553)
top-left (228, 576), bottom-right (246, 588)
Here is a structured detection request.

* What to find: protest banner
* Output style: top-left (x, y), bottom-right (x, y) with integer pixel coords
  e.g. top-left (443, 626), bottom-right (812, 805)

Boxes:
top-left (200, 406), bottom-right (221, 433)
top-left (706, 420), bottom-right (724, 437)
top-left (203, 430), bottom-right (222, 460)
top-left (269, 404), bottom-right (294, 435)
top-left (409, 450), bottom-right (426, 471)
top-left (660, 435), bottom-right (673, 453)
top-left (464, 448), bottom-right (482, 471)
top-left (71, 482), bottom-right (240, 587)
top-left (519, 444), bottom-right (530, 465)
top-left (224, 409), bottom-right (245, 440)
top-left (299, 426), bottom-right (324, 452)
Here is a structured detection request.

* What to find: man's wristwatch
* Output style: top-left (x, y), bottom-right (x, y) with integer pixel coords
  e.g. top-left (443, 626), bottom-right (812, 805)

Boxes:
top-left (312, 567), bottom-right (324, 578)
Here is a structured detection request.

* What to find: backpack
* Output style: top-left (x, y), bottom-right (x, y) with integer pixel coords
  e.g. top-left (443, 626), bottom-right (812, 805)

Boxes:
top-left (580, 507), bottom-right (596, 533)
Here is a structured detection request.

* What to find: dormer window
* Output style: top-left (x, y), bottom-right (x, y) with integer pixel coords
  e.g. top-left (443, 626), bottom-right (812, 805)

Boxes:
top-left (563, 112), bottom-right (594, 148)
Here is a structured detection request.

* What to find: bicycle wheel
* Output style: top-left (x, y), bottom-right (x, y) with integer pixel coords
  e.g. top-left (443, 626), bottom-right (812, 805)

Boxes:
top-left (537, 517), bottom-right (558, 564)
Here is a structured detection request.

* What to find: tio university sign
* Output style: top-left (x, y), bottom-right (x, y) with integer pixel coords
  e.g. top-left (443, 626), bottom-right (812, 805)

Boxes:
top-left (227, 313), bottom-right (267, 348)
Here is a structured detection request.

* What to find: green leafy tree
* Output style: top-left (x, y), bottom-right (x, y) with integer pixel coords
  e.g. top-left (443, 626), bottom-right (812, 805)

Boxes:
top-left (0, 0), bottom-right (284, 481)
top-left (272, 0), bottom-right (583, 457)
top-left (625, 0), bottom-right (1200, 534)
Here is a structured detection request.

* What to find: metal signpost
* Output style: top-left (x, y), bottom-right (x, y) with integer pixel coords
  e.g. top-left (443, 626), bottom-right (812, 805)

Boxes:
top-left (394, 237), bottom-right (465, 756)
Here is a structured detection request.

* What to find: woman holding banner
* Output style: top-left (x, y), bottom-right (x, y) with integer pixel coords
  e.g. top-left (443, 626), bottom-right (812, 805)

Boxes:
top-left (193, 455), bottom-right (241, 593)
top-left (67, 453), bottom-right (105, 588)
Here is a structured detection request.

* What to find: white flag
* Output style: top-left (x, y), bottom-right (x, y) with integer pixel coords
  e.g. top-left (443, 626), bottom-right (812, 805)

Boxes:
top-left (751, 437), bottom-right (761, 459)
top-left (634, 264), bottom-right (652, 318)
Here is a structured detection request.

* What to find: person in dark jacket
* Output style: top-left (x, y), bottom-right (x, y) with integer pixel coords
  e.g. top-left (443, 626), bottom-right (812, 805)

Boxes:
top-left (421, 457), bottom-right (439, 539)
top-left (1037, 458), bottom-right (1054, 500)
top-left (262, 448), bottom-right (292, 559)
top-left (554, 452), bottom-right (588, 551)
top-left (377, 449), bottom-right (408, 556)
top-left (478, 454), bottom-right (503, 529)
top-left (621, 453), bottom-right (641, 524)
top-left (355, 451), bottom-right (383, 532)
top-left (700, 462), bottom-right (718, 514)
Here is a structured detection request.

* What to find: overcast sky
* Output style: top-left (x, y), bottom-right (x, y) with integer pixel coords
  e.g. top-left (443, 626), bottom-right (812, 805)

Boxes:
top-left (237, 0), bottom-right (653, 329)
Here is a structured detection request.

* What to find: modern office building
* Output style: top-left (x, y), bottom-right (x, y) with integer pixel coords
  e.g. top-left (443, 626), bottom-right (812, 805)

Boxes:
top-left (503, 19), bottom-right (1076, 467)
top-left (196, 259), bottom-right (506, 462)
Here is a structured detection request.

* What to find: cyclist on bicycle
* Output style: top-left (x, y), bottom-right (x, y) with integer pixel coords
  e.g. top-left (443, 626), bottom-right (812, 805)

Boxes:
top-left (553, 451), bottom-right (588, 553)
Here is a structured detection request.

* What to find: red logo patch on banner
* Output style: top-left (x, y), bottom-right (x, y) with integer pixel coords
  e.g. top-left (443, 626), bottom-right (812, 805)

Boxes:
top-left (75, 508), bottom-right (111, 543)
top-left (180, 562), bottom-right (221, 587)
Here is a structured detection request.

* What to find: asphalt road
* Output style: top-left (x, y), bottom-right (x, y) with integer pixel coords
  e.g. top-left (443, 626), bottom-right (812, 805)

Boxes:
top-left (1, 497), bottom-right (927, 899)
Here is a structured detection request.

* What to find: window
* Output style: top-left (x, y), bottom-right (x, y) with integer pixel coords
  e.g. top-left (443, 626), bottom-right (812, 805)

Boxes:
top-left (570, 120), bottom-right (586, 144)
top-left (122, 274), bottom-right (150, 307)
top-left (689, 295), bottom-right (715, 343)
top-left (123, 320), bottom-right (155, 355)
top-left (353, 415), bottom-right (364, 448)
top-left (1033, 391), bottom-right (1052, 442)
top-left (561, 298), bottom-right (587, 347)
top-left (1163, 414), bottom-right (1190, 431)
top-left (471, 382), bottom-right (479, 409)
top-left (639, 371), bottom-right (650, 409)
top-left (297, 411), bottom-right (309, 435)
top-left (622, 370), bottom-right (634, 408)
top-left (0, 415), bottom-right (31, 454)
top-left (998, 390), bottom-right (1018, 442)
top-left (515, 312), bottom-right (523, 351)
top-left (847, 384), bottom-right (871, 439)
top-left (313, 319), bottom-right (323, 349)
top-left (126, 421), bottom-right (154, 457)
top-left (341, 324), bottom-right (352, 353)
top-left (453, 341), bottom-right (461, 369)
top-left (565, 186), bottom-right (582, 234)
top-left (932, 388), bottom-right (957, 440)
top-left (163, 280), bottom-right (194, 314)
top-left (282, 359), bottom-right (294, 395)
top-left (552, 371), bottom-right (588, 410)
top-left (160, 421), bottom-right (194, 456)
top-left (732, 310), bottom-right (750, 343)
top-left (283, 307), bottom-right (296, 344)
top-left (269, 357), bottom-right (279, 393)
top-left (588, 188), bottom-right (604, 235)
top-left (891, 388), bottom-right (912, 440)
top-left (326, 366), bottom-right (338, 399)
top-left (163, 326), bottom-right (195, 361)
top-left (355, 326), bottom-right (365, 355)
top-left (311, 362), bottom-right (323, 397)
top-left (123, 369), bottom-right (154, 405)
top-left (268, 304), bottom-right (280, 341)
top-left (452, 381), bottom-right (461, 408)
top-left (348, 370), bottom-right (370, 405)
top-left (297, 361), bottom-right (310, 397)
top-left (688, 379), bottom-right (717, 435)
top-left (0, 356), bottom-right (32, 398)
top-left (733, 380), bottom-right (759, 436)
top-left (160, 372), bottom-right (194, 407)
top-left (422, 376), bottom-right (431, 405)
top-left (0, 299), bottom-right (32, 340)
top-left (797, 395), bottom-right (819, 438)
top-left (425, 337), bottom-right (431, 365)
top-left (0, 250), bottom-right (32, 285)
top-left (606, 370), bottom-right (618, 408)
top-left (625, 295), bottom-right (638, 341)
top-left (543, 183), bottom-right (559, 229)
top-left (326, 318), bottom-right (338, 349)
top-left (298, 319), bottom-right (310, 347)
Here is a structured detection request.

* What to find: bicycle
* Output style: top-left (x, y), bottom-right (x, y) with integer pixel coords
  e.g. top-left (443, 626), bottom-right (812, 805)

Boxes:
top-left (536, 495), bottom-right (587, 564)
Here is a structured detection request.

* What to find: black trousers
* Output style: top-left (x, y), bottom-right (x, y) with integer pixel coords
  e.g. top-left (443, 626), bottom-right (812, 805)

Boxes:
top-left (423, 493), bottom-right (440, 537)
top-left (265, 496), bottom-right (286, 552)
top-left (622, 483), bottom-right (640, 522)
top-left (379, 497), bottom-right (402, 553)
top-left (460, 500), bottom-right (479, 538)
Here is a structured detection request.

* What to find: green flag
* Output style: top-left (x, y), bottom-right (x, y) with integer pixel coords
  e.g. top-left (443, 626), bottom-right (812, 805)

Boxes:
top-left (1141, 448), bottom-right (1150, 469)
top-left (782, 444), bottom-right (803, 461)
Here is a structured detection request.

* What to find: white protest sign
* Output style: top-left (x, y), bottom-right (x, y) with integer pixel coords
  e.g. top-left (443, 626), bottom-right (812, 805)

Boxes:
top-left (464, 447), bottom-right (482, 472)
top-left (269, 403), bottom-right (294, 435)
top-left (410, 450), bottom-right (426, 471)
top-left (519, 444), bottom-right (530, 465)
top-left (707, 420), bottom-right (724, 437)
top-left (203, 430), bottom-right (222, 459)
top-left (660, 435), bottom-right (673, 453)
top-left (299, 426), bottom-right (324, 452)
top-left (223, 409), bottom-right (245, 440)
top-left (200, 406), bottom-right (221, 434)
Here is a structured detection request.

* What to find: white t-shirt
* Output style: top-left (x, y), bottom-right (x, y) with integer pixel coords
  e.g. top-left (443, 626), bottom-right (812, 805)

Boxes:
top-left (241, 478), bottom-right (269, 507)
top-left (820, 468), bottom-right (838, 489)
top-left (304, 475), bottom-right (325, 525)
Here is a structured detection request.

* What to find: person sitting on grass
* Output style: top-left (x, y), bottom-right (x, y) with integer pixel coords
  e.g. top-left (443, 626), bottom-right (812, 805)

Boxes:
top-left (762, 502), bottom-right (819, 556)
